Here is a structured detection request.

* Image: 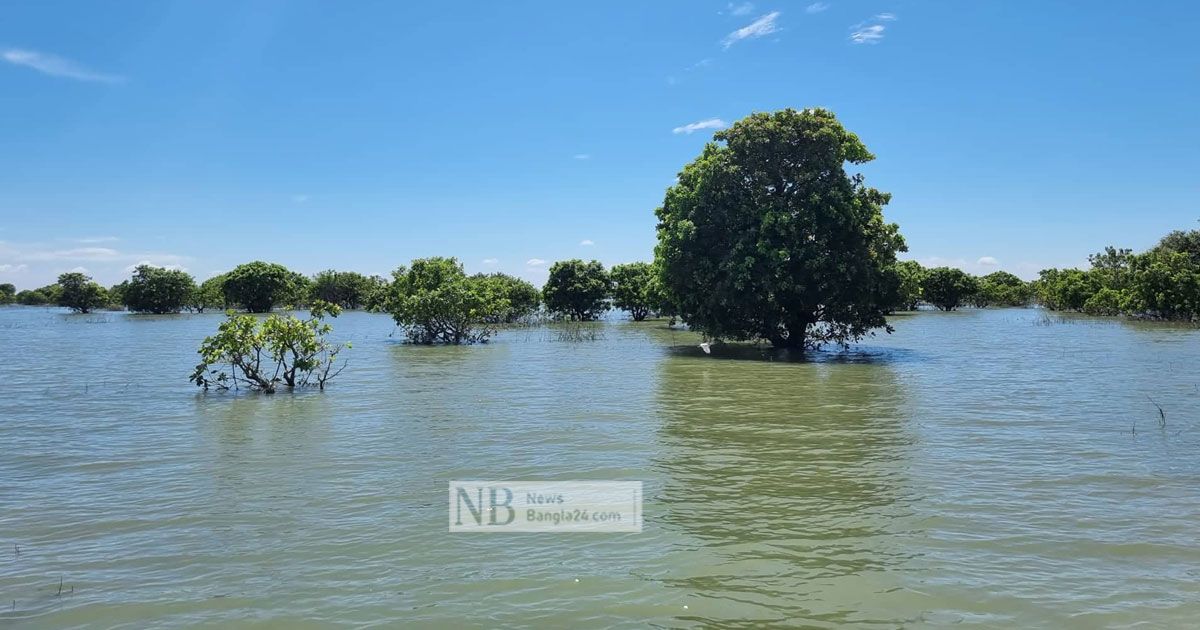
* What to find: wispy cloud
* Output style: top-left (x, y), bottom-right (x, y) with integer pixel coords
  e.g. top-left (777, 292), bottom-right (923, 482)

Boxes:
top-left (70, 236), bottom-right (119, 244)
top-left (580, 239), bottom-right (594, 246)
top-left (977, 256), bottom-right (999, 266)
top-left (728, 2), bottom-right (755, 16)
top-left (850, 24), bottom-right (886, 44)
top-left (850, 13), bottom-right (896, 44)
top-left (722, 11), bottom-right (781, 49)
top-left (526, 258), bottom-right (546, 267)
top-left (2, 49), bottom-right (123, 83)
top-left (573, 153), bottom-right (591, 160)
top-left (673, 118), bottom-right (728, 135)
top-left (482, 258), bottom-right (499, 265)
top-left (805, 2), bottom-right (829, 14)
top-left (0, 263), bottom-right (29, 273)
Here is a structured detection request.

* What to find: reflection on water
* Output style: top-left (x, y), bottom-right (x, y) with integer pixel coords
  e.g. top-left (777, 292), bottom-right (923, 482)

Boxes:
top-left (1, 307), bottom-right (1199, 627)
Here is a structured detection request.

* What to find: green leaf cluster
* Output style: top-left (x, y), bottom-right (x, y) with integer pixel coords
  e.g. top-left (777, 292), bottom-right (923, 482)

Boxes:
top-left (123, 265), bottom-right (197, 314)
top-left (385, 257), bottom-right (504, 344)
top-left (542, 259), bottom-right (611, 321)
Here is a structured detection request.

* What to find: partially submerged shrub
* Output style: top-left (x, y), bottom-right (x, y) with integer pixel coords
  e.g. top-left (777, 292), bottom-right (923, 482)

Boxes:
top-left (386, 257), bottom-right (503, 344)
top-left (190, 301), bottom-right (349, 393)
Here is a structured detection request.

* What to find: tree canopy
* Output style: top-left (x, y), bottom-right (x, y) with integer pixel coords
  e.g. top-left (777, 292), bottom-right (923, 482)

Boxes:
top-left (56, 272), bottom-right (109, 313)
top-left (609, 262), bottom-right (656, 321)
top-left (222, 261), bottom-right (299, 313)
top-left (921, 267), bottom-right (978, 311)
top-left (542, 259), bottom-right (611, 321)
top-left (123, 265), bottom-right (196, 314)
top-left (473, 272), bottom-right (541, 323)
top-left (0, 283), bottom-right (14, 305)
top-left (386, 257), bottom-right (503, 344)
top-left (311, 270), bottom-right (377, 309)
top-left (654, 108), bottom-right (906, 349)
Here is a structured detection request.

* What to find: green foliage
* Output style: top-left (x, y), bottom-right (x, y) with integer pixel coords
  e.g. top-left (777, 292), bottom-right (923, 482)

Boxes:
top-left (1036, 268), bottom-right (1099, 312)
top-left (973, 271), bottom-right (1032, 308)
top-left (190, 301), bottom-right (348, 393)
top-left (1128, 249), bottom-right (1200, 320)
top-left (543, 259), bottom-right (611, 321)
top-left (56, 272), bottom-right (109, 313)
top-left (0, 283), bottom-right (15, 305)
top-left (189, 275), bottom-right (228, 313)
top-left (654, 108), bottom-right (906, 349)
top-left (17, 285), bottom-right (60, 305)
top-left (122, 265), bottom-right (196, 314)
top-left (473, 272), bottom-right (541, 323)
top-left (222, 261), bottom-right (299, 313)
top-left (889, 260), bottom-right (926, 311)
top-left (362, 275), bottom-right (391, 312)
top-left (1154, 229), bottom-right (1200, 264)
top-left (1082, 287), bottom-right (1131, 315)
top-left (386, 257), bottom-right (503, 344)
top-left (311, 269), bottom-right (377, 309)
top-left (609, 262), bottom-right (656, 321)
top-left (921, 267), bottom-right (979, 311)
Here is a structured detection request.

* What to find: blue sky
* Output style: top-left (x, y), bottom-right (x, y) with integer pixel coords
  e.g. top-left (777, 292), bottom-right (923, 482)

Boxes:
top-left (1, 1), bottom-right (1197, 287)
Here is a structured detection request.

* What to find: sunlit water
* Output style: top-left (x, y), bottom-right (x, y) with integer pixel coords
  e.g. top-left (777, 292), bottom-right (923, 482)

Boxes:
top-left (1, 306), bottom-right (1198, 628)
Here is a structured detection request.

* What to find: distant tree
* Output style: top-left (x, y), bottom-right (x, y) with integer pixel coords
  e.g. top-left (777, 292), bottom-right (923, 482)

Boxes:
top-left (1153, 229), bottom-right (1200, 264)
top-left (190, 301), bottom-right (349, 393)
top-left (921, 267), bottom-right (978, 311)
top-left (1088, 246), bottom-right (1135, 291)
top-left (654, 108), bottom-right (906, 349)
top-left (609, 262), bottom-right (656, 321)
top-left (386, 257), bottom-right (504, 344)
top-left (122, 265), bottom-right (196, 314)
top-left (1128, 249), bottom-right (1200, 320)
top-left (17, 285), bottom-right (59, 305)
top-left (973, 271), bottom-right (1032, 308)
top-left (473, 272), bottom-right (540, 323)
top-left (310, 270), bottom-right (376, 309)
top-left (1082, 288), bottom-right (1131, 316)
top-left (1036, 268), bottom-right (1099, 312)
top-left (889, 260), bottom-right (926, 311)
top-left (0, 283), bottom-right (14, 305)
top-left (543, 259), bottom-right (611, 321)
top-left (363, 275), bottom-right (391, 312)
top-left (108, 281), bottom-right (129, 309)
top-left (56, 272), bottom-right (109, 313)
top-left (188, 275), bottom-right (228, 313)
top-left (222, 261), bottom-right (298, 313)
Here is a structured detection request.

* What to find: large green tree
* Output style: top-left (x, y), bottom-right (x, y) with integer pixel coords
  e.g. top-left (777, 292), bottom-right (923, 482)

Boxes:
top-left (386, 257), bottom-right (504, 344)
top-left (654, 108), bottom-right (906, 349)
top-left (222, 261), bottom-right (298, 313)
top-left (0, 283), bottom-right (14, 305)
top-left (310, 270), bottom-right (376, 309)
top-left (542, 259), bottom-right (611, 321)
top-left (56, 272), bottom-right (109, 313)
top-left (123, 265), bottom-right (197, 314)
top-left (189, 275), bottom-right (228, 313)
top-left (609, 262), bottom-right (656, 321)
top-left (1036, 268), bottom-right (1099, 312)
top-left (973, 271), bottom-right (1032, 308)
top-left (889, 260), bottom-right (926, 311)
top-left (473, 272), bottom-right (541, 323)
top-left (921, 267), bottom-right (978, 311)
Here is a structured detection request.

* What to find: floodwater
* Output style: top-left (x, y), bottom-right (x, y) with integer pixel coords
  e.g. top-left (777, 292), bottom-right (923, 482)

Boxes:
top-left (1, 307), bottom-right (1198, 628)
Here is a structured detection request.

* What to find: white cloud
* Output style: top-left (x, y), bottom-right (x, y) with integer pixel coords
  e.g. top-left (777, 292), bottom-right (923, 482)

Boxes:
top-left (24, 247), bottom-right (121, 261)
top-left (806, 2), bottom-right (829, 13)
top-left (71, 236), bottom-right (119, 244)
top-left (580, 239), bottom-right (594, 246)
top-left (673, 118), bottom-right (728, 135)
top-left (573, 153), bottom-right (590, 160)
top-left (722, 11), bottom-right (781, 48)
top-left (526, 258), bottom-right (547, 266)
top-left (0, 263), bottom-right (29, 273)
top-left (2, 49), bottom-right (123, 83)
top-left (977, 256), bottom-right (999, 266)
top-left (482, 258), bottom-right (498, 265)
top-left (728, 2), bottom-right (754, 16)
top-left (875, 13), bottom-right (898, 21)
top-left (69, 266), bottom-right (89, 274)
top-left (850, 24), bottom-right (886, 44)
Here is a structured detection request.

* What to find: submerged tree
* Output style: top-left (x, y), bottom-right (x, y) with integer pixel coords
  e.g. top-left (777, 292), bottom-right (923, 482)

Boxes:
top-left (921, 267), bottom-right (978, 311)
top-left (222, 261), bottom-right (299, 313)
top-left (609, 262), bottom-right (656, 321)
top-left (889, 260), bottom-right (927, 311)
top-left (473, 272), bottom-right (541, 323)
top-left (542, 259), bottom-right (611, 321)
top-left (310, 269), bottom-right (376, 309)
top-left (189, 301), bottom-right (349, 393)
top-left (386, 257), bottom-right (503, 344)
top-left (973, 271), bottom-right (1031, 308)
top-left (189, 275), bottom-right (228, 313)
top-left (123, 265), bottom-right (197, 314)
top-left (655, 108), bottom-right (906, 349)
top-left (56, 272), bottom-right (109, 313)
